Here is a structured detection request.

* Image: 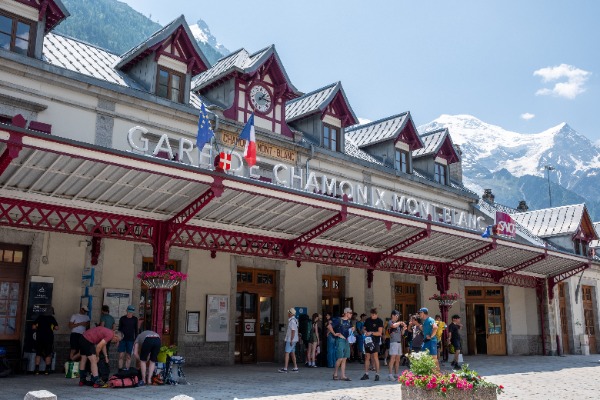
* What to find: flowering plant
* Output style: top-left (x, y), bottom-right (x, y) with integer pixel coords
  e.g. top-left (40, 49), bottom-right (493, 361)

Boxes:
top-left (398, 352), bottom-right (504, 397)
top-left (137, 270), bottom-right (188, 281)
top-left (429, 293), bottom-right (460, 301)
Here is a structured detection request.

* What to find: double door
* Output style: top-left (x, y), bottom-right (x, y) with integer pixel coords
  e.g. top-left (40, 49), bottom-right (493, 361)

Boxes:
top-left (582, 286), bottom-right (597, 353)
top-left (466, 303), bottom-right (506, 355)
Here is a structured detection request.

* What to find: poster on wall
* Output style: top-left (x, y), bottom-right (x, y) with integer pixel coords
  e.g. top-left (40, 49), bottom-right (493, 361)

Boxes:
top-left (103, 289), bottom-right (132, 320)
top-left (24, 276), bottom-right (54, 352)
top-left (206, 294), bottom-right (229, 342)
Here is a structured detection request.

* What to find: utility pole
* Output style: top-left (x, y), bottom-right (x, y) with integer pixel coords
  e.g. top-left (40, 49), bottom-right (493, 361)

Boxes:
top-left (544, 165), bottom-right (555, 207)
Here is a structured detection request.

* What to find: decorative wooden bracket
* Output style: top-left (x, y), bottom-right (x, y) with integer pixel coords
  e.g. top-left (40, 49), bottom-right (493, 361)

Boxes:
top-left (448, 239), bottom-right (497, 273)
top-left (547, 262), bottom-right (590, 301)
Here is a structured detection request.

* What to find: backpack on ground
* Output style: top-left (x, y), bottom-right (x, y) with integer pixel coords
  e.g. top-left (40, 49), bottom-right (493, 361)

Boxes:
top-left (108, 374), bottom-right (138, 388)
top-left (97, 358), bottom-right (110, 381)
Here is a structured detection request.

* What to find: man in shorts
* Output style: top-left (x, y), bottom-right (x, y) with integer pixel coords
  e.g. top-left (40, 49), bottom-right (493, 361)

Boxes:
top-left (387, 310), bottom-right (404, 381)
top-left (69, 306), bottom-right (90, 361)
top-left (419, 307), bottom-right (439, 370)
top-left (134, 330), bottom-right (161, 386)
top-left (361, 308), bottom-right (383, 381)
top-left (328, 307), bottom-right (354, 381)
top-left (447, 314), bottom-right (463, 369)
top-left (79, 327), bottom-right (123, 388)
top-left (278, 308), bottom-right (299, 373)
top-left (32, 306), bottom-right (59, 375)
top-left (118, 305), bottom-right (138, 369)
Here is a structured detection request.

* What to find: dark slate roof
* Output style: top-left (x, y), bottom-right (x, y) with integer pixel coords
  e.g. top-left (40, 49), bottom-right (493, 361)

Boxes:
top-left (413, 128), bottom-right (450, 158)
top-left (43, 32), bottom-right (144, 89)
top-left (115, 15), bottom-right (209, 74)
top-left (192, 45), bottom-right (300, 95)
top-left (285, 81), bottom-right (357, 124)
top-left (345, 113), bottom-right (410, 148)
top-left (511, 204), bottom-right (587, 238)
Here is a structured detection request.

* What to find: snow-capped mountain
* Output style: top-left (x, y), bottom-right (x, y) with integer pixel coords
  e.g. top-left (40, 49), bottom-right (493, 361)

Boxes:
top-left (189, 19), bottom-right (230, 64)
top-left (419, 115), bottom-right (600, 219)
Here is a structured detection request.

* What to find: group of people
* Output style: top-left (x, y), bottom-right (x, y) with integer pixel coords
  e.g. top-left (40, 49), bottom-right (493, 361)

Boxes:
top-left (32, 304), bottom-right (164, 388)
top-left (279, 306), bottom-right (463, 382)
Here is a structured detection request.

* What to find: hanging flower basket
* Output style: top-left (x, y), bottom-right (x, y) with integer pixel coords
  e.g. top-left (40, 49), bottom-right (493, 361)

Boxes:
top-left (429, 293), bottom-right (460, 307)
top-left (137, 270), bottom-right (187, 290)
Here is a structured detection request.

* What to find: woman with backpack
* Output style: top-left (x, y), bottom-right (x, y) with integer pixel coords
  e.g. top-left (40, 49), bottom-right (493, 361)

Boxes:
top-left (306, 313), bottom-right (320, 367)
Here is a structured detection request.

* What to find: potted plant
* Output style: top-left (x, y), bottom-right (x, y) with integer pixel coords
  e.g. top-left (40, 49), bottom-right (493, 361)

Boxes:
top-left (398, 351), bottom-right (503, 399)
top-left (429, 293), bottom-right (461, 306)
top-left (137, 270), bottom-right (188, 289)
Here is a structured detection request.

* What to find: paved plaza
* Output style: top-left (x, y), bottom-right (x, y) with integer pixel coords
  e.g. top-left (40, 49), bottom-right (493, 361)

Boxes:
top-left (1, 355), bottom-right (599, 400)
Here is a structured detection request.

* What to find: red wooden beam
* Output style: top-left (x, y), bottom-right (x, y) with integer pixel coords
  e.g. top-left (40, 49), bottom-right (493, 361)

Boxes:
top-left (169, 178), bottom-right (224, 227)
top-left (500, 252), bottom-right (546, 279)
top-left (0, 132), bottom-right (23, 177)
top-left (448, 240), bottom-right (497, 273)
top-left (369, 227), bottom-right (430, 266)
top-left (547, 262), bottom-right (590, 300)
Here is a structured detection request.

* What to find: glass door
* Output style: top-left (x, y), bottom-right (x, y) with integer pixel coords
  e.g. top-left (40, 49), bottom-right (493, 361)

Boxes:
top-left (257, 296), bottom-right (274, 362)
top-left (485, 304), bottom-right (506, 355)
top-left (235, 292), bottom-right (257, 363)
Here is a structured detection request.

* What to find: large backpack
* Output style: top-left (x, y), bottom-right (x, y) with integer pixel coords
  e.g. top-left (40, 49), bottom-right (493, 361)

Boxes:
top-left (108, 374), bottom-right (139, 388)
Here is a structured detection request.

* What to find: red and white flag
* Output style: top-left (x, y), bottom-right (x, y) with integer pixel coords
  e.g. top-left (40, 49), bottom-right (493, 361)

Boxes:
top-left (239, 113), bottom-right (256, 166)
top-left (218, 152), bottom-right (232, 170)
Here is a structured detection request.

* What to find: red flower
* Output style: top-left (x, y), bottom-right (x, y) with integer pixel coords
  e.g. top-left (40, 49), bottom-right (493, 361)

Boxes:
top-left (442, 387), bottom-right (447, 393)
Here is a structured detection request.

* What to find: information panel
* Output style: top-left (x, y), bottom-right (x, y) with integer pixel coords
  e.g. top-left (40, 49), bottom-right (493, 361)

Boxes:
top-left (206, 294), bottom-right (229, 342)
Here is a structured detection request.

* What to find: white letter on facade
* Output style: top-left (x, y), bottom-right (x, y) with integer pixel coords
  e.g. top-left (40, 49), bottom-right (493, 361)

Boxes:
top-left (127, 126), bottom-right (149, 152)
top-left (290, 167), bottom-right (303, 189)
top-left (339, 181), bottom-right (354, 200)
top-left (373, 188), bottom-right (386, 209)
top-left (178, 137), bottom-right (194, 164)
top-left (273, 164), bottom-right (288, 186)
top-left (321, 175), bottom-right (337, 196)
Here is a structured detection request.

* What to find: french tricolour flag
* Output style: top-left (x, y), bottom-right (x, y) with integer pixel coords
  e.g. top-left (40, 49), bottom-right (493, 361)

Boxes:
top-left (239, 113), bottom-right (256, 166)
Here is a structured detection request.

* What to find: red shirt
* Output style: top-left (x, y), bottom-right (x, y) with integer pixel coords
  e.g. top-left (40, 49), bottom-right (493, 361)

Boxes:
top-left (82, 326), bottom-right (114, 344)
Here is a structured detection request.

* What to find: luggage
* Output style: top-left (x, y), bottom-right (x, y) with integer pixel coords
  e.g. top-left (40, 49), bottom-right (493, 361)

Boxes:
top-left (97, 359), bottom-right (110, 381)
top-left (64, 361), bottom-right (79, 379)
top-left (108, 374), bottom-right (139, 388)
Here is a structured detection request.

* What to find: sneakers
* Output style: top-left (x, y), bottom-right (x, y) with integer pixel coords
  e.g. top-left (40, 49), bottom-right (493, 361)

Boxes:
top-left (152, 375), bottom-right (164, 385)
top-left (360, 373), bottom-right (369, 380)
top-left (93, 379), bottom-right (108, 388)
top-left (291, 368), bottom-right (299, 372)
top-left (374, 374), bottom-right (380, 381)
top-left (138, 380), bottom-right (145, 387)
top-left (388, 374), bottom-right (394, 381)
top-left (278, 368), bottom-right (288, 373)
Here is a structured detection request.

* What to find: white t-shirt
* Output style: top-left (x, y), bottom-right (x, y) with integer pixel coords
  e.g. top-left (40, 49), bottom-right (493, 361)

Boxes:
top-left (70, 313), bottom-right (90, 334)
top-left (284, 316), bottom-right (298, 343)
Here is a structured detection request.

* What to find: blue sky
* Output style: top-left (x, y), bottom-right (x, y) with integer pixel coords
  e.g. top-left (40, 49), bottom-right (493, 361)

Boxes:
top-left (121, 0), bottom-right (600, 143)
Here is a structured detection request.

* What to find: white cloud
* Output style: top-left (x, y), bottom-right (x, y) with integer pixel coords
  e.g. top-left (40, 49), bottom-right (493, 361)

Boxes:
top-left (534, 64), bottom-right (591, 99)
top-left (520, 113), bottom-right (535, 120)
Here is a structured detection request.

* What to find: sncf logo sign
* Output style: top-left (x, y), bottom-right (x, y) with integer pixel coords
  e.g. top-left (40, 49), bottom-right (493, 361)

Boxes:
top-left (495, 212), bottom-right (516, 238)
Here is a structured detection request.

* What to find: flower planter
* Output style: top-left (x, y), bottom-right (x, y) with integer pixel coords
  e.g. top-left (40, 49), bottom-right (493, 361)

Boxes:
top-left (141, 278), bottom-right (181, 289)
top-left (401, 385), bottom-right (497, 400)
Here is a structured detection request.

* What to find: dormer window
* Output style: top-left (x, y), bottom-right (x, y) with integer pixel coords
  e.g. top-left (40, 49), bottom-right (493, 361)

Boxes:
top-left (157, 67), bottom-right (184, 103)
top-left (395, 149), bottom-right (409, 173)
top-left (0, 12), bottom-right (33, 57)
top-left (434, 162), bottom-right (447, 185)
top-left (323, 124), bottom-right (340, 152)
top-left (574, 239), bottom-right (588, 256)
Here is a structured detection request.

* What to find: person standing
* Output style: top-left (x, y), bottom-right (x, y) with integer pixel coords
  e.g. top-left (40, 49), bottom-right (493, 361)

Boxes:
top-left (78, 327), bottom-right (123, 388)
top-left (419, 307), bottom-right (439, 370)
top-left (355, 313), bottom-right (366, 364)
top-left (435, 314), bottom-right (446, 363)
top-left (306, 313), bottom-right (320, 367)
top-left (324, 313), bottom-right (336, 368)
top-left (68, 306), bottom-right (90, 361)
top-left (328, 307), bottom-right (354, 381)
top-left (278, 308), bottom-right (299, 373)
top-left (387, 310), bottom-right (403, 381)
top-left (360, 308), bottom-right (383, 381)
top-left (98, 305), bottom-right (116, 330)
top-left (117, 305), bottom-right (138, 370)
top-left (32, 306), bottom-right (59, 375)
top-left (410, 315), bottom-right (424, 353)
top-left (133, 330), bottom-right (161, 386)
top-left (447, 314), bottom-right (463, 369)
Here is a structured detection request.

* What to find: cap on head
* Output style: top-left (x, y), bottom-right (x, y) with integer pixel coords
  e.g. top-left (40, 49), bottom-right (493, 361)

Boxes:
top-left (81, 305), bottom-right (89, 312)
top-left (391, 310), bottom-right (400, 317)
top-left (418, 307), bottom-right (429, 314)
top-left (127, 305), bottom-right (135, 312)
top-left (288, 308), bottom-right (296, 316)
top-left (343, 307), bottom-right (353, 314)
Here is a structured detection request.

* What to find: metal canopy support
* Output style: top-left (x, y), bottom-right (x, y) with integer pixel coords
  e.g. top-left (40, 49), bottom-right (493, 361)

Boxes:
top-left (448, 240), bottom-right (497, 273)
top-left (282, 202), bottom-right (347, 256)
top-left (500, 252), bottom-right (547, 280)
top-left (369, 226), bottom-right (430, 267)
top-left (0, 132), bottom-right (23, 177)
top-left (547, 262), bottom-right (590, 300)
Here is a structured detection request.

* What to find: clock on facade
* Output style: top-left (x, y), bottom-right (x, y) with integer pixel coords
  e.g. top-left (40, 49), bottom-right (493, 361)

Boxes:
top-left (249, 83), bottom-right (273, 114)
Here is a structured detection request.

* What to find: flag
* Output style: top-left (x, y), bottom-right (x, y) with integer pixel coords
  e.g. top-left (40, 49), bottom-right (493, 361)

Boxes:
top-left (238, 113), bottom-right (256, 166)
top-left (196, 103), bottom-right (214, 151)
top-left (481, 225), bottom-right (493, 238)
top-left (218, 152), bottom-right (232, 170)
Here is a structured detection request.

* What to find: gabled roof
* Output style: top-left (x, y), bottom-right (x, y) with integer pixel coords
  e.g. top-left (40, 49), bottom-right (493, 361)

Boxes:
top-left (285, 82), bottom-right (358, 127)
top-left (345, 112), bottom-right (423, 150)
top-left (345, 137), bottom-right (383, 165)
top-left (511, 204), bottom-right (597, 239)
top-left (115, 15), bottom-right (209, 75)
top-left (413, 128), bottom-right (460, 163)
top-left (192, 45), bottom-right (301, 97)
top-left (19, 0), bottom-right (69, 33)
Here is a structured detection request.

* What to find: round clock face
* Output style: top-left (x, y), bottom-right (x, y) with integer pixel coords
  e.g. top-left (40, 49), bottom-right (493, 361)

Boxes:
top-left (249, 84), bottom-right (273, 114)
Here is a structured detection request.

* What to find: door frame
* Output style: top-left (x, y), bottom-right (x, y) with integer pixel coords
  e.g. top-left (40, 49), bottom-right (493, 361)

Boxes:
top-left (465, 286), bottom-right (507, 355)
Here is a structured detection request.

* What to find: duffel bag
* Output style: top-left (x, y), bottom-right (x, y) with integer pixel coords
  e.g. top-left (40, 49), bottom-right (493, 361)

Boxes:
top-left (108, 374), bottom-right (138, 388)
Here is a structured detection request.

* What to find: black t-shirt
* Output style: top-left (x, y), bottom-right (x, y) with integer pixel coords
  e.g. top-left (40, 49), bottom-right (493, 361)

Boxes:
top-left (448, 322), bottom-right (461, 343)
top-left (34, 315), bottom-right (58, 341)
top-left (118, 315), bottom-right (138, 341)
top-left (364, 317), bottom-right (383, 341)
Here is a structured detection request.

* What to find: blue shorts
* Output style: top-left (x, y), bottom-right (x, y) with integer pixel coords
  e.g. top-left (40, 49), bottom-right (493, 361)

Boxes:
top-left (118, 340), bottom-right (134, 354)
top-left (423, 339), bottom-right (438, 355)
top-left (285, 342), bottom-right (297, 353)
top-left (336, 338), bottom-right (350, 359)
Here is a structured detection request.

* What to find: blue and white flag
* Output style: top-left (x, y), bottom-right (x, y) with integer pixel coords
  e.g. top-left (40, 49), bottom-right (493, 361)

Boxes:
top-left (196, 103), bottom-right (214, 151)
top-left (481, 225), bottom-right (493, 238)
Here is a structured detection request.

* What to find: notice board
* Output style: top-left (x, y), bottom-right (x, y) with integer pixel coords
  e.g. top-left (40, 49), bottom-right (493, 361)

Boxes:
top-left (103, 288), bottom-right (132, 320)
top-left (206, 294), bottom-right (229, 342)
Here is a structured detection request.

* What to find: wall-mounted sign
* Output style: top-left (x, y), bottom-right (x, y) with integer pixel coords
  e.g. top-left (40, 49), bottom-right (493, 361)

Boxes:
top-left (220, 131), bottom-right (296, 163)
top-left (206, 295), bottom-right (229, 342)
top-left (186, 311), bottom-right (200, 334)
top-left (495, 212), bottom-right (516, 238)
top-left (103, 289), bottom-right (132, 320)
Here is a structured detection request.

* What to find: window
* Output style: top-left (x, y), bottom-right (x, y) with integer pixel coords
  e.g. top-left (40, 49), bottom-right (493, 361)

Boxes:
top-left (574, 239), bottom-right (588, 256)
top-left (395, 149), bottom-right (409, 173)
top-left (157, 67), bottom-right (184, 102)
top-left (0, 12), bottom-right (33, 56)
top-left (323, 124), bottom-right (339, 152)
top-left (434, 162), bottom-right (447, 185)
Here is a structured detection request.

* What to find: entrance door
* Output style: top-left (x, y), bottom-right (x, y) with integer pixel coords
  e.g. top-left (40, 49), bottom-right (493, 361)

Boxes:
top-left (558, 283), bottom-right (570, 354)
top-left (582, 286), bottom-right (597, 354)
top-left (485, 304), bottom-right (506, 355)
top-left (465, 287), bottom-right (506, 355)
top-left (235, 268), bottom-right (276, 363)
top-left (394, 282), bottom-right (418, 354)
top-left (0, 245), bottom-right (27, 341)
top-left (322, 275), bottom-right (344, 317)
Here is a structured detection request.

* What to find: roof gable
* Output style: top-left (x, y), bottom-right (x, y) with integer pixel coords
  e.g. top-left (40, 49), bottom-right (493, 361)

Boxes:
top-left (285, 82), bottom-right (357, 127)
top-left (115, 15), bottom-right (209, 75)
top-left (192, 45), bottom-right (300, 98)
top-left (511, 204), bottom-right (597, 239)
top-left (413, 128), bottom-right (459, 163)
top-left (345, 112), bottom-right (423, 150)
top-left (15, 0), bottom-right (69, 33)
